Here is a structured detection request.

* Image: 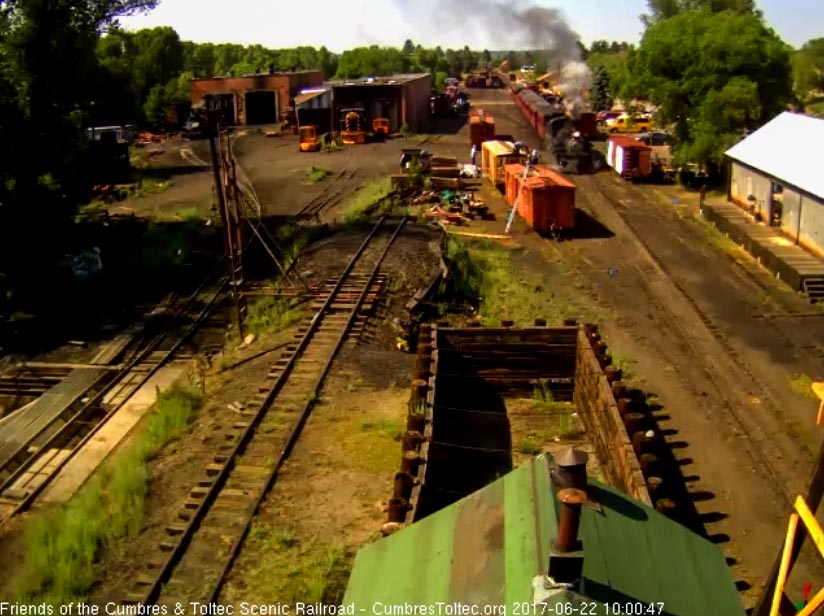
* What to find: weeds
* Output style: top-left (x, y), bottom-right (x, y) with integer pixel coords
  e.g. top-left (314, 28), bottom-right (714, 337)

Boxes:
top-left (14, 384), bottom-right (203, 603)
top-left (229, 524), bottom-right (350, 604)
top-left (341, 178), bottom-right (393, 222)
top-left (789, 373), bottom-right (819, 400)
top-left (304, 167), bottom-right (329, 183)
top-left (445, 236), bottom-right (565, 324)
top-left (517, 439), bottom-right (541, 455)
top-left (359, 419), bottom-right (404, 441)
top-left (134, 176), bottom-right (170, 198)
top-left (609, 350), bottom-right (636, 381)
top-left (246, 296), bottom-right (303, 336)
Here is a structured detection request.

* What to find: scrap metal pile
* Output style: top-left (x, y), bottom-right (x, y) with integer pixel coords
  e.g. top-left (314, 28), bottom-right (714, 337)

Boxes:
top-left (416, 190), bottom-right (489, 226)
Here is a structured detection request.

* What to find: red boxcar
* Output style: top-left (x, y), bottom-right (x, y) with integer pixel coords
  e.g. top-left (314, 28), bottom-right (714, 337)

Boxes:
top-left (504, 163), bottom-right (525, 205)
top-left (509, 164), bottom-right (576, 234)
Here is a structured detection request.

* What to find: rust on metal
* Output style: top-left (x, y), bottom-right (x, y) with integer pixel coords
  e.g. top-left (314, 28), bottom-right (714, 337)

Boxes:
top-left (387, 497), bottom-right (410, 522)
top-left (555, 488), bottom-right (587, 553)
top-left (394, 472), bottom-right (414, 499)
top-left (402, 430), bottom-right (423, 452)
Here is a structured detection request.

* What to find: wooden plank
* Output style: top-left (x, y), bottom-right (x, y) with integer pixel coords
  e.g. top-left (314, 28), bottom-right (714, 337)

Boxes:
top-left (22, 362), bottom-right (124, 371)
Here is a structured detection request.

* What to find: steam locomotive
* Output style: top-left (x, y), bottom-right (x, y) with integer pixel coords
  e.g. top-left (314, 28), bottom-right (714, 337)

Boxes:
top-left (514, 89), bottom-right (599, 174)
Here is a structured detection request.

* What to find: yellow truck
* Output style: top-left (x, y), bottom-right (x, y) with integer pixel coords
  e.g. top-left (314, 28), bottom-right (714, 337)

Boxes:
top-left (605, 114), bottom-right (653, 134)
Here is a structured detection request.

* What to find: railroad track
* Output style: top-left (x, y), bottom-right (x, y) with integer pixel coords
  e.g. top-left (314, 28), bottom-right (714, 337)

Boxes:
top-left (0, 366), bottom-right (72, 397)
top-left (295, 167), bottom-right (357, 222)
top-left (122, 214), bottom-right (406, 606)
top-left (0, 272), bottom-right (229, 525)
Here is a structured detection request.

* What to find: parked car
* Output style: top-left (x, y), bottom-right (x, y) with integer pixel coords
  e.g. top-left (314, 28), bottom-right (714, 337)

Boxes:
top-left (635, 131), bottom-right (671, 146)
top-left (605, 114), bottom-right (653, 133)
top-left (596, 110), bottom-right (622, 124)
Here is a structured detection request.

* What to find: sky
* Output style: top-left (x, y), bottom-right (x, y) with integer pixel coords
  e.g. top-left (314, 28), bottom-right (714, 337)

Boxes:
top-left (118, 0), bottom-right (823, 51)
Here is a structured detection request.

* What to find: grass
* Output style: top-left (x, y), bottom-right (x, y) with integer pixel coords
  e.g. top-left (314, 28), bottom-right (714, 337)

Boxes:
top-left (341, 178), bottom-right (394, 222)
top-left (445, 236), bottom-right (567, 325)
top-left (609, 349), bottom-right (636, 381)
top-left (531, 380), bottom-right (579, 439)
top-left (134, 176), bottom-right (170, 198)
top-left (226, 523), bottom-right (350, 605)
top-left (358, 418), bottom-right (404, 441)
top-left (13, 384), bottom-right (203, 603)
top-left (304, 167), bottom-right (329, 183)
top-left (246, 296), bottom-right (303, 336)
top-left (789, 373), bottom-right (819, 400)
top-left (517, 439), bottom-right (542, 455)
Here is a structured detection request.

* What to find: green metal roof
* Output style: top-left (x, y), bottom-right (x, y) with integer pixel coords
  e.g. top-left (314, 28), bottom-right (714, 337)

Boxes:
top-left (344, 455), bottom-right (745, 616)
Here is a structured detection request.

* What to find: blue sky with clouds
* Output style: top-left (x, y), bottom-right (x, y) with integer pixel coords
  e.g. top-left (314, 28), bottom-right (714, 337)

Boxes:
top-left (119, 0), bottom-right (822, 50)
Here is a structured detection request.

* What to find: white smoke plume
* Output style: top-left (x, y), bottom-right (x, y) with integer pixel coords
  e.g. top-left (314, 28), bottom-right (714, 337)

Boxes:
top-left (392, 0), bottom-right (592, 109)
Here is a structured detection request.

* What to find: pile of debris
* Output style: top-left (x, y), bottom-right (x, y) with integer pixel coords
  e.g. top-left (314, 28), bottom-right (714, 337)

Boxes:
top-left (420, 190), bottom-right (489, 226)
top-left (137, 132), bottom-right (167, 145)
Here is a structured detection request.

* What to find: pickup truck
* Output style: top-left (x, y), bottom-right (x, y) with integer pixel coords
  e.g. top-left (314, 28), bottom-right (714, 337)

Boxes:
top-left (605, 114), bottom-right (652, 134)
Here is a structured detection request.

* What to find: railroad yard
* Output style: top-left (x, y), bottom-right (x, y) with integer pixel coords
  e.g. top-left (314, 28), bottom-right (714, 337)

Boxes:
top-left (1, 79), bottom-right (824, 614)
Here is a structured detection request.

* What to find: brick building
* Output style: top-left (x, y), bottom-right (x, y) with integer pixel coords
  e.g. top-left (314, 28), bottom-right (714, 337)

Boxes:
top-left (191, 70), bottom-right (324, 126)
top-left (295, 73), bottom-right (432, 135)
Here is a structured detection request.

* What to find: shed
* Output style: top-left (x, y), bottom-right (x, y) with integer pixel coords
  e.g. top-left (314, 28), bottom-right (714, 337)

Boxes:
top-left (482, 141), bottom-right (527, 188)
top-left (344, 454), bottom-right (745, 616)
top-left (607, 136), bottom-right (651, 179)
top-left (725, 111), bottom-right (824, 257)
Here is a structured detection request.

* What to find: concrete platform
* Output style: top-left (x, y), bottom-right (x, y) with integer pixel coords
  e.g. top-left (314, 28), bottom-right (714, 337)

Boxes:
top-left (702, 201), bottom-right (824, 292)
top-left (35, 364), bottom-right (186, 505)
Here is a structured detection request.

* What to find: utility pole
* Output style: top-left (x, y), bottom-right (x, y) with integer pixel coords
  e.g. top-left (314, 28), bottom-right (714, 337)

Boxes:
top-left (206, 106), bottom-right (245, 339)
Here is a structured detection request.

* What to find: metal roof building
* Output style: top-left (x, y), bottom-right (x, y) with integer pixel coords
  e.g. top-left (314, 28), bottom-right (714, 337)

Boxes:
top-left (295, 73), bottom-right (432, 136)
top-left (344, 454), bottom-right (746, 616)
top-left (725, 112), bottom-right (824, 257)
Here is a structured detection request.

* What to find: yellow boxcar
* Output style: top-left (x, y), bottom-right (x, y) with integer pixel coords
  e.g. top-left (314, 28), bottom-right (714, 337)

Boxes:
top-left (481, 141), bottom-right (527, 187)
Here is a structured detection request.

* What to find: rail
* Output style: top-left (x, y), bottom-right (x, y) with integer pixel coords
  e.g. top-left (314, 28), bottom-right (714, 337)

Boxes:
top-left (123, 215), bottom-right (406, 605)
top-left (0, 270), bottom-right (229, 525)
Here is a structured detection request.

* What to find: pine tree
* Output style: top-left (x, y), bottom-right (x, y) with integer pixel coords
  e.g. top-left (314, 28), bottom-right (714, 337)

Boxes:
top-left (592, 65), bottom-right (612, 111)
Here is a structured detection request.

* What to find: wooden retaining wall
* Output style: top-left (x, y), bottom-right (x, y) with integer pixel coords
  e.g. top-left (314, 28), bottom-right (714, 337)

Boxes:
top-left (573, 326), bottom-right (651, 505)
top-left (384, 321), bottom-right (659, 533)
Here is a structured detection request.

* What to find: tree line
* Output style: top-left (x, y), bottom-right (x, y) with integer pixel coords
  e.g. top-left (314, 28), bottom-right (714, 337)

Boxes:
top-left (587, 0), bottom-right (823, 169)
top-left (1, 0), bottom-right (821, 315)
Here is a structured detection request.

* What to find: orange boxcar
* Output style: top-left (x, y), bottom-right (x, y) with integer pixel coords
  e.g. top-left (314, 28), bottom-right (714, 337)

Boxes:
top-left (469, 112), bottom-right (496, 147)
top-left (504, 163), bottom-right (525, 205)
top-left (511, 165), bottom-right (576, 233)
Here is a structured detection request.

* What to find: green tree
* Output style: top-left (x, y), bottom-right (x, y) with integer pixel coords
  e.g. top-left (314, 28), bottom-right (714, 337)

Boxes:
top-left (625, 10), bottom-right (792, 167)
top-left (402, 39), bottom-right (415, 55)
top-left (642, 0), bottom-right (758, 25)
top-left (481, 49), bottom-right (492, 65)
top-left (0, 0), bottom-right (158, 309)
top-left (793, 38), bottom-right (824, 101)
top-left (592, 65), bottom-right (612, 111)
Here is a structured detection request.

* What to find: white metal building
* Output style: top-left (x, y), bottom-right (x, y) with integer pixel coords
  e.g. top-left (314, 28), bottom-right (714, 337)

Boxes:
top-left (725, 112), bottom-right (824, 257)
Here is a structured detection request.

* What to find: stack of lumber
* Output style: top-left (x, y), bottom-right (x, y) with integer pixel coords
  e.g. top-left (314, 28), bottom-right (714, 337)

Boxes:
top-left (431, 166), bottom-right (460, 178)
top-left (430, 177), bottom-right (462, 190)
